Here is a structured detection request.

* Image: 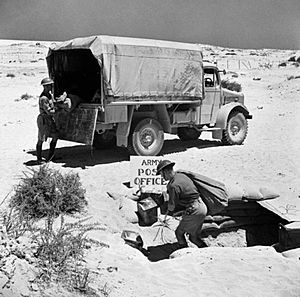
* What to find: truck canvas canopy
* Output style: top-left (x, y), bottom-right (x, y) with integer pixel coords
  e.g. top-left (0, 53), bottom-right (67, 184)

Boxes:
top-left (47, 35), bottom-right (204, 103)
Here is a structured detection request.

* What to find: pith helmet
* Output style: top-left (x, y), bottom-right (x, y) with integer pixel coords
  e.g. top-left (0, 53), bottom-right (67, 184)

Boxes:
top-left (156, 160), bottom-right (175, 175)
top-left (41, 77), bottom-right (54, 86)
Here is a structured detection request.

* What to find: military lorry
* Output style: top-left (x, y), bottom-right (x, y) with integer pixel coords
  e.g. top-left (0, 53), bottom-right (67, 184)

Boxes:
top-left (47, 35), bottom-right (252, 156)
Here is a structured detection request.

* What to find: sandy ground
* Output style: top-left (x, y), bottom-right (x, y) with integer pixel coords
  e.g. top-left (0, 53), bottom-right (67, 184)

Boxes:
top-left (0, 40), bottom-right (300, 297)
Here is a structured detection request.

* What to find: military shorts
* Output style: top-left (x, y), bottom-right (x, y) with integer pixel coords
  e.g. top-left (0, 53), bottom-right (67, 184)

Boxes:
top-left (37, 113), bottom-right (59, 141)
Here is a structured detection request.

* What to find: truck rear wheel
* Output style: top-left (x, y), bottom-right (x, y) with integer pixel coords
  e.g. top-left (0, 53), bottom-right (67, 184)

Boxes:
top-left (222, 112), bottom-right (248, 145)
top-left (93, 130), bottom-right (116, 149)
top-left (129, 118), bottom-right (164, 156)
top-left (177, 127), bottom-right (201, 141)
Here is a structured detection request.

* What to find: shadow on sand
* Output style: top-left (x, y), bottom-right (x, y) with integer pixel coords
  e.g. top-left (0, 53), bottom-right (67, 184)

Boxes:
top-left (161, 138), bottom-right (222, 155)
top-left (146, 242), bottom-right (183, 261)
top-left (25, 138), bottom-right (222, 168)
top-left (26, 145), bottom-right (130, 168)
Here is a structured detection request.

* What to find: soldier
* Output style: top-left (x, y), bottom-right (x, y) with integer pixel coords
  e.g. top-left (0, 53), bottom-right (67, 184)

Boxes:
top-left (36, 78), bottom-right (59, 164)
top-left (156, 160), bottom-right (208, 248)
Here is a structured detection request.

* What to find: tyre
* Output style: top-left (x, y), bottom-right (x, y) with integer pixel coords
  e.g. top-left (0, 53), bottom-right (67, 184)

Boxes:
top-left (129, 118), bottom-right (164, 156)
top-left (177, 127), bottom-right (201, 141)
top-left (93, 130), bottom-right (116, 149)
top-left (222, 112), bottom-right (248, 145)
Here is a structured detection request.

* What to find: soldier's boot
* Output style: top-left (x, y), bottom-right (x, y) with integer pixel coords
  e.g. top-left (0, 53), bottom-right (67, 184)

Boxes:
top-left (46, 140), bottom-right (57, 162)
top-left (36, 143), bottom-right (45, 164)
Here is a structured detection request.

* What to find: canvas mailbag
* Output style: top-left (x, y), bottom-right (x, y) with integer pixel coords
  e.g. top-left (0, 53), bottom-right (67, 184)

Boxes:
top-left (177, 170), bottom-right (228, 215)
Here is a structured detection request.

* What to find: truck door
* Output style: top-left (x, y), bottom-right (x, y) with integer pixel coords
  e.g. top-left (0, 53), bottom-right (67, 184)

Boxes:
top-left (54, 105), bottom-right (98, 145)
top-left (201, 68), bottom-right (221, 125)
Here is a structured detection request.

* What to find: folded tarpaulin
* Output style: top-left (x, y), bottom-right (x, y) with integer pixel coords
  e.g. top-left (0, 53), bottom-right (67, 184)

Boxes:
top-left (47, 35), bottom-right (204, 100)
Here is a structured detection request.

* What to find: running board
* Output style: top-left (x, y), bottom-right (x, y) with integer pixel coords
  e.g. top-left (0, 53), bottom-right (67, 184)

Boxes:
top-left (196, 127), bottom-right (222, 132)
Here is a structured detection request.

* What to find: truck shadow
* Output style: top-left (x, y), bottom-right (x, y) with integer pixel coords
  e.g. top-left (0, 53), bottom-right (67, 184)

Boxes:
top-left (25, 145), bottom-right (130, 168)
top-left (25, 138), bottom-right (222, 168)
top-left (161, 138), bottom-right (222, 155)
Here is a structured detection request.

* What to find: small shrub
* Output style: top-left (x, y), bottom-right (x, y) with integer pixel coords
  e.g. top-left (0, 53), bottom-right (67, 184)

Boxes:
top-left (19, 93), bottom-right (34, 101)
top-left (100, 283), bottom-right (112, 297)
top-left (278, 62), bottom-right (287, 67)
top-left (22, 72), bottom-right (36, 77)
top-left (29, 214), bottom-right (106, 294)
top-left (221, 79), bottom-right (242, 92)
top-left (288, 56), bottom-right (296, 62)
top-left (259, 62), bottom-right (273, 69)
top-left (0, 207), bottom-right (27, 238)
top-left (10, 166), bottom-right (87, 220)
top-left (32, 216), bottom-right (103, 272)
top-left (5, 166), bottom-right (107, 295)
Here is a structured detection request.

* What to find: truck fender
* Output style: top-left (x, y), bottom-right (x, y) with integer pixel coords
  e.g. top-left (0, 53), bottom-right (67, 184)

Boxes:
top-left (116, 106), bottom-right (134, 147)
top-left (212, 102), bottom-right (252, 139)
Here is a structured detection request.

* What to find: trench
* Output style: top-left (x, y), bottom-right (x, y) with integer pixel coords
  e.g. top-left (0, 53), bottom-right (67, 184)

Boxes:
top-left (122, 192), bottom-right (287, 262)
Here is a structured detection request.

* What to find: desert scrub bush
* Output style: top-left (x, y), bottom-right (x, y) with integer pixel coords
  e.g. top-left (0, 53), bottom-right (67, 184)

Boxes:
top-left (259, 61), bottom-right (273, 69)
top-left (10, 165), bottom-right (87, 220)
top-left (35, 216), bottom-right (106, 294)
top-left (31, 216), bottom-right (105, 277)
top-left (0, 191), bottom-right (28, 238)
top-left (5, 166), bottom-right (108, 294)
top-left (20, 93), bottom-right (34, 100)
top-left (28, 214), bottom-right (107, 294)
top-left (287, 75), bottom-right (300, 80)
top-left (15, 93), bottom-right (34, 101)
top-left (221, 79), bottom-right (242, 92)
top-left (6, 73), bottom-right (15, 78)
top-left (0, 207), bottom-right (28, 238)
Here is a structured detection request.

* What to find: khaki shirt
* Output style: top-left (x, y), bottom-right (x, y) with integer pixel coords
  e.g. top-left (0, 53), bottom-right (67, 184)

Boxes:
top-left (167, 172), bottom-right (199, 212)
top-left (39, 91), bottom-right (55, 115)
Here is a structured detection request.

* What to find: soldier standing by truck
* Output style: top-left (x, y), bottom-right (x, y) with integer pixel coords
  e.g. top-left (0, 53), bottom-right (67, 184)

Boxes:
top-left (36, 78), bottom-right (59, 164)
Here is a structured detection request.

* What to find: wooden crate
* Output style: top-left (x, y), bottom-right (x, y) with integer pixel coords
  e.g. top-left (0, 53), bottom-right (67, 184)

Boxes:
top-left (137, 197), bottom-right (158, 226)
top-left (279, 222), bottom-right (300, 251)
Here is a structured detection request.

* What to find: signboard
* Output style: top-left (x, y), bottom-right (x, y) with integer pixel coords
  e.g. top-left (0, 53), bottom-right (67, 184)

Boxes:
top-left (130, 156), bottom-right (168, 190)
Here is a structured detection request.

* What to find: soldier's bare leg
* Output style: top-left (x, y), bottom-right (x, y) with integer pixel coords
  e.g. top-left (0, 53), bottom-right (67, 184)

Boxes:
top-left (36, 140), bottom-right (45, 164)
top-left (47, 138), bottom-right (58, 162)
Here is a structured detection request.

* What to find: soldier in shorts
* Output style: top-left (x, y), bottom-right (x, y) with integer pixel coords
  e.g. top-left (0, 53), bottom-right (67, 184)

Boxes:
top-left (36, 78), bottom-right (59, 164)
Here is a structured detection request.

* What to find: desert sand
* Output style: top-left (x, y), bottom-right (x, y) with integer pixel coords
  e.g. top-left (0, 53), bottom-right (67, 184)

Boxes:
top-left (0, 40), bottom-right (300, 297)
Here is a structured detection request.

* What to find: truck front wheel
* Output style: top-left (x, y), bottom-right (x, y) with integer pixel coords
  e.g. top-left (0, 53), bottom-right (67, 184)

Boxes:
top-left (177, 127), bottom-right (201, 141)
top-left (222, 112), bottom-right (248, 145)
top-left (129, 118), bottom-right (164, 156)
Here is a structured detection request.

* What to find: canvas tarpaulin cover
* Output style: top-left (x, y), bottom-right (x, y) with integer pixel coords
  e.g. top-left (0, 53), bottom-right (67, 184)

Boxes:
top-left (47, 35), bottom-right (204, 101)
